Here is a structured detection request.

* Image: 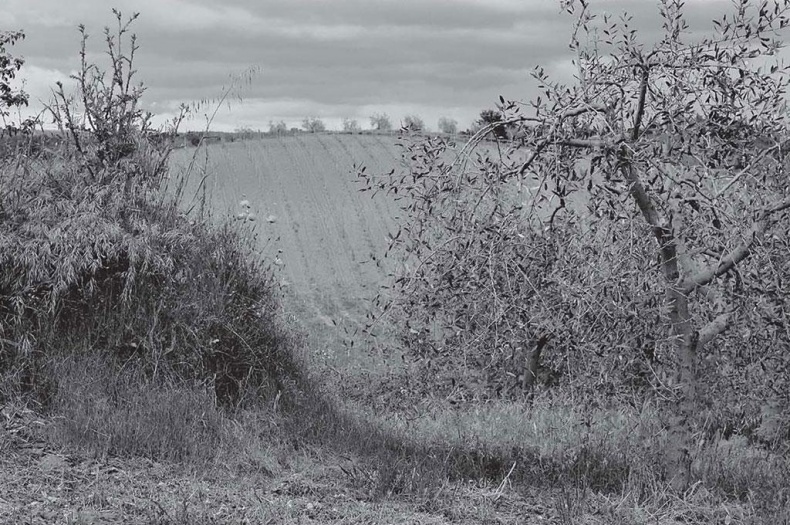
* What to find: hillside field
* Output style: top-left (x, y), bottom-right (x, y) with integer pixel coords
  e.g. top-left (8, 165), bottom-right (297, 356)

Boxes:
top-left (170, 133), bottom-right (410, 370)
top-left (169, 132), bottom-right (591, 381)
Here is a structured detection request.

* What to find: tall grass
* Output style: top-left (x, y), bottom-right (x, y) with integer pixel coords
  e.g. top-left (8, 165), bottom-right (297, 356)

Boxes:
top-left (0, 129), bottom-right (301, 398)
top-left (285, 388), bottom-right (790, 523)
top-left (0, 11), bottom-right (307, 466)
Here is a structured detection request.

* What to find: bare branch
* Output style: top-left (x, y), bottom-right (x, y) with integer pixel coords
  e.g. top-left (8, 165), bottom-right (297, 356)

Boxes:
top-left (514, 103), bottom-right (610, 176)
top-left (621, 154), bottom-right (664, 231)
top-left (714, 143), bottom-right (783, 199)
top-left (631, 67), bottom-right (649, 141)
top-left (698, 311), bottom-right (735, 348)
top-left (556, 137), bottom-right (614, 149)
top-left (681, 196), bottom-right (790, 293)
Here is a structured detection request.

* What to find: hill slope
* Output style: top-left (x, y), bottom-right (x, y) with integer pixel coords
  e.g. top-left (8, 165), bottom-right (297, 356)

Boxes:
top-left (171, 133), bottom-right (405, 365)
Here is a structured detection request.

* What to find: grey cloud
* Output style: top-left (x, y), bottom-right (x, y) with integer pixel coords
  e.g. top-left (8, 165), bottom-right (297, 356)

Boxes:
top-left (9, 0), bottom-right (756, 130)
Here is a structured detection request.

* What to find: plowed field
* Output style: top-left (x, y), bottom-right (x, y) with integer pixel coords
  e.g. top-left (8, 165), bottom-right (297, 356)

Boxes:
top-left (170, 133), bottom-right (406, 366)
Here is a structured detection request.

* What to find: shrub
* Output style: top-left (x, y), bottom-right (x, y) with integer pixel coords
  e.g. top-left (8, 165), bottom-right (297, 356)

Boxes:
top-left (402, 114), bottom-right (424, 131)
top-left (301, 116), bottom-right (326, 133)
top-left (184, 131), bottom-right (200, 147)
top-left (369, 112), bottom-right (392, 131)
top-left (476, 109), bottom-right (510, 139)
top-left (342, 117), bottom-right (361, 133)
top-left (0, 10), bottom-right (300, 409)
top-left (268, 120), bottom-right (287, 135)
top-left (437, 117), bottom-right (457, 135)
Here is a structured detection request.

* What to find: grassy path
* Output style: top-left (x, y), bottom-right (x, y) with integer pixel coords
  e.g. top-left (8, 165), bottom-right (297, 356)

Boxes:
top-left (1, 409), bottom-right (566, 524)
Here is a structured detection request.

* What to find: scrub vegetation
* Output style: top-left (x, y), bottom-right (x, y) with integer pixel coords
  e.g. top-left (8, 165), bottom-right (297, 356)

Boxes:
top-left (2, 3), bottom-right (790, 524)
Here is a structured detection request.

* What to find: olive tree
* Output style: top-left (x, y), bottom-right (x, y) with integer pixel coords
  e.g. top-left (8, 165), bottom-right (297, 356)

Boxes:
top-left (301, 116), bottom-right (326, 133)
top-left (342, 117), bottom-right (361, 133)
top-left (402, 114), bottom-right (425, 131)
top-left (369, 112), bottom-right (392, 131)
top-left (268, 120), bottom-right (287, 134)
top-left (438, 117), bottom-right (458, 135)
top-left (360, 0), bottom-right (790, 423)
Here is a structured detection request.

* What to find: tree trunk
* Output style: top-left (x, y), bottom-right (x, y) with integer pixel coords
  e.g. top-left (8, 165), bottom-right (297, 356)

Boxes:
top-left (620, 157), bottom-right (698, 403)
top-left (667, 287), bottom-right (697, 401)
top-left (522, 335), bottom-right (550, 399)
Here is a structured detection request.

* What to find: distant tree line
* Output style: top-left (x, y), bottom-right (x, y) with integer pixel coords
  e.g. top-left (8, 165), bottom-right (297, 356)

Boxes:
top-left (172, 109), bottom-right (516, 143)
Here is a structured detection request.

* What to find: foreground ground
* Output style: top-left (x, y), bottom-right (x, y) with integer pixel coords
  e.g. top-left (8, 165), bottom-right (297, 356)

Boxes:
top-left (2, 405), bottom-right (571, 525)
top-left (3, 399), bottom-right (779, 525)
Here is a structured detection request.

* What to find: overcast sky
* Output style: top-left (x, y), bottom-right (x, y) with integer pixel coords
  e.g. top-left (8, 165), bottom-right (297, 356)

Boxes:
top-left (1, 0), bottom-right (753, 132)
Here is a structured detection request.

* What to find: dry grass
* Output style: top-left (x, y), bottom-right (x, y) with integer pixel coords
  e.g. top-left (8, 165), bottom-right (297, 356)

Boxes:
top-left (304, 390), bottom-right (789, 524)
top-left (5, 381), bottom-right (788, 523)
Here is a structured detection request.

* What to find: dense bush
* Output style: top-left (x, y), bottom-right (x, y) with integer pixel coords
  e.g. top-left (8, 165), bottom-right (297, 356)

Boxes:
top-left (0, 10), bottom-right (299, 408)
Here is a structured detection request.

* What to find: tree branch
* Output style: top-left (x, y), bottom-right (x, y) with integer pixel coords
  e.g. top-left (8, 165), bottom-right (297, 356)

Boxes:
top-left (556, 137), bottom-right (614, 149)
top-left (698, 311), bottom-right (735, 348)
top-left (767, 197), bottom-right (790, 215)
top-left (632, 66), bottom-right (649, 141)
top-left (714, 143), bottom-right (783, 199)
top-left (680, 196), bottom-right (790, 294)
top-left (559, 103), bottom-right (609, 119)
top-left (621, 152), bottom-right (665, 232)
top-left (515, 103), bottom-right (610, 176)
top-left (681, 235), bottom-right (755, 294)
top-left (516, 137), bottom-right (551, 177)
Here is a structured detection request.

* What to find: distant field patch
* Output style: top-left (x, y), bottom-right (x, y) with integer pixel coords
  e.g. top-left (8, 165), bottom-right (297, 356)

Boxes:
top-left (170, 134), bottom-right (406, 367)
